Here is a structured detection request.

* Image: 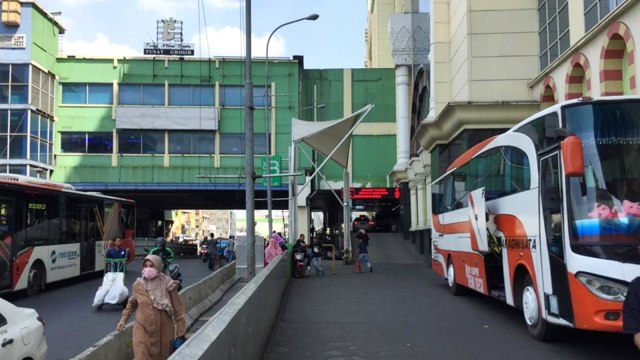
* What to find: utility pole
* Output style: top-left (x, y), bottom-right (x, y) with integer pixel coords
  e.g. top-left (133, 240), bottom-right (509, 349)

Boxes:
top-left (244, 0), bottom-right (255, 279)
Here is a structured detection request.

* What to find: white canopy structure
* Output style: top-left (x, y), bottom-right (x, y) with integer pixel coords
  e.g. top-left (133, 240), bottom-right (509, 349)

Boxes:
top-left (289, 104), bottom-right (374, 251)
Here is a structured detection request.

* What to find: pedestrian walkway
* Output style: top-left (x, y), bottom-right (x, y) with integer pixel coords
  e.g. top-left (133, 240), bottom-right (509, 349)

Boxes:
top-left (263, 232), bottom-right (430, 359)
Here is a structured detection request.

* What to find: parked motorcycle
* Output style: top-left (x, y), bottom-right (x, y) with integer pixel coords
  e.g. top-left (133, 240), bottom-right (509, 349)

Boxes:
top-left (293, 250), bottom-right (307, 278)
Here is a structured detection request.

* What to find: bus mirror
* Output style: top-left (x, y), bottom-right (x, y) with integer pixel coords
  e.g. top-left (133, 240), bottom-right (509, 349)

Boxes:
top-left (562, 135), bottom-right (584, 177)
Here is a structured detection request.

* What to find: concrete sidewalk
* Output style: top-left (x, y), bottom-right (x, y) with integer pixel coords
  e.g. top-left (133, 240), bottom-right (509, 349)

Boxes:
top-left (263, 232), bottom-right (429, 359)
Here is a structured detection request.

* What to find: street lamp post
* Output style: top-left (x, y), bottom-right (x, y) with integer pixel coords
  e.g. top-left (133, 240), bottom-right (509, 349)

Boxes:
top-left (289, 104), bottom-right (325, 244)
top-left (264, 13), bottom-right (319, 240)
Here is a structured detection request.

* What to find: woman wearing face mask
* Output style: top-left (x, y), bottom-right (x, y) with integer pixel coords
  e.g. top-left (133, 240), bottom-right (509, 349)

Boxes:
top-left (116, 254), bottom-right (186, 359)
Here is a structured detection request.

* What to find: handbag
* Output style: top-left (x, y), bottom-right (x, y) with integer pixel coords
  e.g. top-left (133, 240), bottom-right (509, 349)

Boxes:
top-left (173, 336), bottom-right (185, 351)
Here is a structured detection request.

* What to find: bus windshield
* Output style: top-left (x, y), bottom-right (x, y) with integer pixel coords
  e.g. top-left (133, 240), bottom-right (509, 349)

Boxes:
top-left (565, 100), bottom-right (640, 264)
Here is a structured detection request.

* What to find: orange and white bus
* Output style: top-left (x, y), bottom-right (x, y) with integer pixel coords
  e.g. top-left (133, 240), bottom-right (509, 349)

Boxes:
top-left (0, 175), bottom-right (135, 296)
top-left (431, 96), bottom-right (640, 340)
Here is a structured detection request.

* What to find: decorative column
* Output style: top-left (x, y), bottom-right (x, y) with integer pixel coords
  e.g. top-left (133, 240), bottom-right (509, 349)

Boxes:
top-left (389, 13), bottom-right (429, 172)
top-left (416, 173), bottom-right (426, 227)
top-left (423, 164), bottom-right (432, 228)
top-left (409, 180), bottom-right (418, 230)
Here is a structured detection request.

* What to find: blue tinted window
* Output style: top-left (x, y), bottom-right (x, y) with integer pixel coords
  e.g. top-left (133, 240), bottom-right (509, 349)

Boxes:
top-left (87, 132), bottom-right (113, 153)
top-left (221, 86), bottom-right (243, 107)
top-left (10, 110), bottom-right (27, 133)
top-left (0, 110), bottom-right (7, 133)
top-left (119, 84), bottom-right (142, 105)
top-left (30, 137), bottom-right (38, 161)
top-left (30, 113), bottom-right (39, 137)
top-left (62, 84), bottom-right (87, 104)
top-left (169, 132), bottom-right (190, 154)
top-left (0, 85), bottom-right (8, 104)
top-left (193, 133), bottom-right (215, 154)
top-left (11, 64), bottom-right (28, 83)
top-left (169, 85), bottom-right (191, 106)
top-left (254, 87), bottom-right (271, 108)
top-left (61, 132), bottom-right (87, 153)
top-left (0, 64), bottom-right (8, 83)
top-left (10, 85), bottom-right (28, 104)
top-left (220, 133), bottom-right (243, 154)
top-left (9, 135), bottom-right (26, 159)
top-left (88, 84), bottom-right (113, 104)
top-left (194, 86), bottom-right (214, 106)
top-left (142, 85), bottom-right (164, 105)
top-left (118, 131), bottom-right (141, 153)
top-left (0, 135), bottom-right (6, 158)
top-left (142, 132), bottom-right (164, 154)
top-left (254, 133), bottom-right (270, 155)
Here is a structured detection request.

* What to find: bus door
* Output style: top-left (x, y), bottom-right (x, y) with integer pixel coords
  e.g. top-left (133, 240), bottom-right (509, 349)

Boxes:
top-left (79, 201), bottom-right (99, 273)
top-left (0, 198), bottom-right (15, 291)
top-left (468, 188), bottom-right (488, 252)
top-left (540, 152), bottom-right (574, 323)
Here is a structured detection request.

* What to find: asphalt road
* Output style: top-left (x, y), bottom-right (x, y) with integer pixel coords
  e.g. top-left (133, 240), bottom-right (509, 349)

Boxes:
top-left (2, 256), bottom-right (214, 360)
top-left (263, 232), bottom-right (639, 360)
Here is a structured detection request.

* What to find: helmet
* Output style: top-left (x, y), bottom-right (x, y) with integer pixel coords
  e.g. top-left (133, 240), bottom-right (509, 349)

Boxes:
top-left (155, 237), bottom-right (166, 248)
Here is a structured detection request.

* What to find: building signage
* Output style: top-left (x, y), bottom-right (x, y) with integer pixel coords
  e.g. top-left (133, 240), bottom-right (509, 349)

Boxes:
top-left (341, 187), bottom-right (400, 200)
top-left (143, 18), bottom-right (194, 56)
top-left (0, 34), bottom-right (26, 48)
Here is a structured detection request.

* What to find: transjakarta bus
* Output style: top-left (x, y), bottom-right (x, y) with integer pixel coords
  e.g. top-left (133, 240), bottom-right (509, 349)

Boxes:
top-left (0, 175), bottom-right (135, 296)
top-left (431, 96), bottom-right (640, 340)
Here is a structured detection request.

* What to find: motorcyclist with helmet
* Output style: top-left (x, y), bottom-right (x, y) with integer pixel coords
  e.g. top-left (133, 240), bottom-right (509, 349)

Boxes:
top-left (149, 237), bottom-right (175, 272)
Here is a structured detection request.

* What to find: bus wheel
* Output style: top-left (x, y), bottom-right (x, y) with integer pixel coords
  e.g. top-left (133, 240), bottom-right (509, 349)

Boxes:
top-left (447, 260), bottom-right (464, 296)
top-left (26, 263), bottom-right (44, 296)
top-left (521, 274), bottom-right (553, 341)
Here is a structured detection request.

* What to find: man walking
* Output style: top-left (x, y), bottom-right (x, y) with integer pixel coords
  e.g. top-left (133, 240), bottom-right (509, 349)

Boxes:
top-left (207, 233), bottom-right (218, 271)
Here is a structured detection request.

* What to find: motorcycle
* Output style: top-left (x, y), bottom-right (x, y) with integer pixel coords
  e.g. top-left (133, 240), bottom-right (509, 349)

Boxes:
top-left (200, 243), bottom-right (209, 263)
top-left (293, 250), bottom-right (307, 278)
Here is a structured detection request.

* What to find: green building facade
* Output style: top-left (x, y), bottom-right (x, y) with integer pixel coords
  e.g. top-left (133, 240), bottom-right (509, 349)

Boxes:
top-left (0, 2), bottom-right (397, 236)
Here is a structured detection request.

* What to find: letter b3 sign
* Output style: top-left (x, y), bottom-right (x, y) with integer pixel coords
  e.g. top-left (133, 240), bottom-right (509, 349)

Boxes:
top-left (261, 155), bottom-right (281, 186)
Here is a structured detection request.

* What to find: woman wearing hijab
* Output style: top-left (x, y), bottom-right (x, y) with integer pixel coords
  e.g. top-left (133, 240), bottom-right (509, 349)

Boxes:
top-left (264, 234), bottom-right (284, 266)
top-left (116, 254), bottom-right (186, 359)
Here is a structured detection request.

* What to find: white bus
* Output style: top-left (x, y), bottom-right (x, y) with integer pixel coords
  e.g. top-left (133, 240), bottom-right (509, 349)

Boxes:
top-left (431, 96), bottom-right (640, 340)
top-left (0, 175), bottom-right (135, 296)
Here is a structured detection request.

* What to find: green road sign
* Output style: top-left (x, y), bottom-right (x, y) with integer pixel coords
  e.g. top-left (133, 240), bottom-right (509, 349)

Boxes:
top-left (261, 155), bottom-right (281, 186)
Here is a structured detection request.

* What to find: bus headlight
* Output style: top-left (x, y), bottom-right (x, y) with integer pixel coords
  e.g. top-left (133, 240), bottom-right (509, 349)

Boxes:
top-left (576, 273), bottom-right (627, 302)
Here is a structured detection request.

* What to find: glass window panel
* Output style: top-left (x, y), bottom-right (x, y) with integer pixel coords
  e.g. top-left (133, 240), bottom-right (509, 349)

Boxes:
top-left (559, 31), bottom-right (570, 54)
top-left (8, 165), bottom-right (26, 175)
top-left (220, 133), bottom-right (244, 154)
top-left (10, 110), bottom-right (27, 133)
top-left (0, 85), bottom-right (8, 104)
top-left (0, 64), bottom-right (8, 83)
top-left (87, 132), bottom-right (113, 153)
top-left (254, 87), bottom-right (271, 108)
top-left (141, 85), bottom-right (164, 105)
top-left (142, 131), bottom-right (164, 154)
top-left (0, 135), bottom-right (6, 158)
top-left (546, 0), bottom-right (556, 14)
top-left (48, 144), bottom-right (53, 165)
top-left (538, 3), bottom-right (547, 29)
top-left (254, 133), bottom-right (269, 155)
top-left (30, 137), bottom-right (38, 161)
top-left (118, 131), bottom-right (142, 154)
top-left (119, 84), bottom-right (142, 105)
top-left (30, 112), bottom-right (39, 137)
top-left (11, 64), bottom-right (28, 83)
top-left (193, 133), bottom-right (215, 154)
top-left (40, 117), bottom-right (48, 140)
top-left (599, 0), bottom-right (611, 17)
top-left (540, 52), bottom-right (549, 71)
top-left (585, 5), bottom-right (598, 31)
top-left (549, 41), bottom-right (559, 63)
top-left (194, 86), bottom-right (214, 106)
top-left (539, 29), bottom-right (548, 53)
top-left (61, 133), bottom-right (87, 153)
top-left (548, 15), bottom-right (558, 43)
top-left (62, 83), bottom-right (86, 104)
top-left (584, 0), bottom-right (597, 9)
top-left (169, 132), bottom-right (191, 154)
top-left (221, 86), bottom-right (244, 107)
top-left (0, 110), bottom-right (7, 134)
top-left (39, 140), bottom-right (47, 163)
top-left (558, 5), bottom-right (569, 32)
top-left (9, 135), bottom-right (26, 158)
top-left (169, 85), bottom-right (191, 106)
top-left (10, 85), bottom-right (28, 104)
top-left (88, 84), bottom-right (113, 104)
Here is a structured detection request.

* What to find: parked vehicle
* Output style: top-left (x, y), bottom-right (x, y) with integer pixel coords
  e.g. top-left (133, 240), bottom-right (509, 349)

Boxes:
top-left (144, 246), bottom-right (183, 291)
top-left (0, 298), bottom-right (47, 360)
top-left (352, 214), bottom-right (375, 232)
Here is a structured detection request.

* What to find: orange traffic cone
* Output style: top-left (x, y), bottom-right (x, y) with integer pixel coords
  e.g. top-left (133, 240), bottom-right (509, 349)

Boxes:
top-left (354, 255), bottom-right (361, 273)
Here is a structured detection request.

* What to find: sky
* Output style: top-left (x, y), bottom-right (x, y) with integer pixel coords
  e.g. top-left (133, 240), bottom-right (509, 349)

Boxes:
top-left (36, 0), bottom-right (430, 69)
top-left (34, 0), bottom-right (373, 69)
